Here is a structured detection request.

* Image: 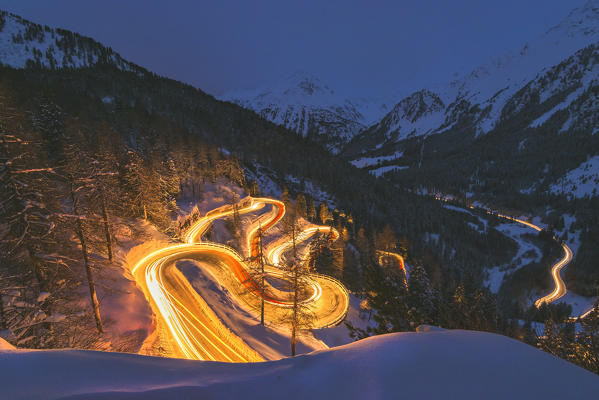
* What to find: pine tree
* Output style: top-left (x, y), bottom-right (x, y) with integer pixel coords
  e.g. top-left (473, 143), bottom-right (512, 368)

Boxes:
top-left (306, 196), bottom-right (316, 221)
top-left (469, 288), bottom-right (498, 331)
top-left (86, 149), bottom-right (120, 262)
top-left (160, 158), bottom-right (181, 215)
top-left (61, 145), bottom-right (104, 333)
top-left (355, 227), bottom-right (369, 254)
top-left (255, 225), bottom-right (267, 325)
top-left (68, 178), bottom-right (103, 333)
top-left (376, 224), bottom-right (397, 252)
top-left (31, 99), bottom-right (66, 165)
top-left (355, 240), bottom-right (410, 335)
top-left (522, 320), bottom-right (538, 346)
top-left (318, 202), bottom-right (330, 225)
top-left (307, 229), bottom-right (343, 279)
top-left (540, 318), bottom-right (569, 361)
top-left (280, 210), bottom-right (314, 356)
top-left (307, 232), bottom-right (332, 272)
top-left (573, 301), bottom-right (599, 373)
top-left (281, 186), bottom-right (290, 206)
top-left (225, 192), bottom-right (241, 248)
top-left (119, 150), bottom-right (171, 228)
top-left (249, 179), bottom-right (260, 196)
top-left (295, 193), bottom-right (307, 218)
top-left (0, 132), bottom-right (59, 344)
top-left (449, 284), bottom-right (468, 329)
top-left (407, 265), bottom-right (434, 327)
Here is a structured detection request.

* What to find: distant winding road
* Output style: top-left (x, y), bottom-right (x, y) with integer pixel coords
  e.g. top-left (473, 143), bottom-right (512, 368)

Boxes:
top-left (437, 196), bottom-right (577, 311)
top-left (495, 213), bottom-right (572, 307)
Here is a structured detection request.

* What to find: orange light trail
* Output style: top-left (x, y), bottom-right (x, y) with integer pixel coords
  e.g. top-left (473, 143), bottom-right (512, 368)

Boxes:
top-left (131, 196), bottom-right (349, 361)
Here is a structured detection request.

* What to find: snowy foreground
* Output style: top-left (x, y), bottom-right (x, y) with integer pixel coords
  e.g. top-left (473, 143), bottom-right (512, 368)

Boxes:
top-left (2, 330), bottom-right (599, 400)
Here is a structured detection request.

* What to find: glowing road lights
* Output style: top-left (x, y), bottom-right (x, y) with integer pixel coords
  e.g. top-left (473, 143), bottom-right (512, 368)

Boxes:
top-left (132, 196), bottom-right (349, 362)
top-left (184, 197), bottom-right (264, 244)
top-left (267, 226), bottom-right (339, 267)
top-left (534, 243), bottom-right (572, 307)
top-left (432, 195), bottom-right (577, 315)
top-left (493, 214), bottom-right (572, 309)
top-left (134, 244), bottom-right (263, 362)
top-left (376, 250), bottom-right (406, 272)
top-left (376, 250), bottom-right (407, 286)
top-left (496, 214), bottom-right (542, 232)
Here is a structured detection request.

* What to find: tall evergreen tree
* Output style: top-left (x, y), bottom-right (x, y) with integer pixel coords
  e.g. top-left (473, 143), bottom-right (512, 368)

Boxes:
top-left (280, 209), bottom-right (314, 356)
top-left (295, 193), bottom-right (307, 218)
top-left (407, 265), bottom-right (434, 327)
top-left (306, 196), bottom-right (316, 221)
top-left (318, 202), bottom-right (330, 225)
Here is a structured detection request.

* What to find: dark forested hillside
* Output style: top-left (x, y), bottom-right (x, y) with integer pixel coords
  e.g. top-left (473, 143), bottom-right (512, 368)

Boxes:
top-left (351, 43), bottom-right (599, 294)
top-left (0, 62), bottom-right (546, 346)
top-left (0, 64), bottom-right (521, 278)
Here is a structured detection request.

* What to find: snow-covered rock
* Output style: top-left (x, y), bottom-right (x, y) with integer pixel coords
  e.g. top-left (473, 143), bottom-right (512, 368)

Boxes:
top-left (369, 89), bottom-right (447, 142)
top-left (550, 155), bottom-right (599, 198)
top-left (1, 330), bottom-right (598, 399)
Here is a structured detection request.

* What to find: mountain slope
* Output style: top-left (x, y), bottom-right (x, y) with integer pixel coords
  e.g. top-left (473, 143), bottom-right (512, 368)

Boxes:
top-left (0, 11), bottom-right (142, 72)
top-left (222, 71), bottom-right (389, 153)
top-left (0, 4), bottom-right (529, 292)
top-left (341, 1), bottom-right (599, 293)
top-left (346, 0), bottom-right (599, 167)
top-left (2, 330), bottom-right (598, 399)
top-left (0, 8), bottom-right (589, 358)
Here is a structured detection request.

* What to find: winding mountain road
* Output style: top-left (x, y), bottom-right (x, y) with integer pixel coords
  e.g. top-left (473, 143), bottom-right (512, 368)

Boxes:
top-left (131, 196), bottom-right (349, 362)
top-left (534, 243), bottom-right (572, 307)
top-left (495, 213), bottom-right (572, 307)
top-left (436, 196), bottom-right (578, 311)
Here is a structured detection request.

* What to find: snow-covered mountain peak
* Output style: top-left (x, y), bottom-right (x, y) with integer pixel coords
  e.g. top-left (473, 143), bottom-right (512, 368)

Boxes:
top-left (226, 70), bottom-right (342, 108)
top-left (222, 71), bottom-right (390, 152)
top-left (548, 0), bottom-right (599, 38)
top-left (283, 70), bottom-right (334, 97)
top-left (0, 11), bottom-right (139, 72)
top-left (392, 90), bottom-right (445, 123)
top-left (449, 0), bottom-right (599, 100)
top-left (352, 0), bottom-right (599, 155)
top-left (422, 2), bottom-right (594, 106)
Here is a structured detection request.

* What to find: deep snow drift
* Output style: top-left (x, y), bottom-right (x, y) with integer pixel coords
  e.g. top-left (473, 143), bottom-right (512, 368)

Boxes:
top-left (2, 330), bottom-right (598, 400)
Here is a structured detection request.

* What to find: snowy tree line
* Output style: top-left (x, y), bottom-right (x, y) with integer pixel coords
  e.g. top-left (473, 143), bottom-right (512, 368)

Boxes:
top-left (0, 94), bottom-right (247, 349)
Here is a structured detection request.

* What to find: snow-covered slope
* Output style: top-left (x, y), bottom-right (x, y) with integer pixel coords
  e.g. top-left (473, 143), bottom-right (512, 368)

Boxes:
top-left (222, 71), bottom-right (390, 153)
top-left (0, 11), bottom-right (140, 71)
top-left (551, 155), bottom-right (599, 198)
top-left (349, 0), bottom-right (599, 160)
top-left (368, 89), bottom-right (447, 143)
top-left (2, 330), bottom-right (598, 399)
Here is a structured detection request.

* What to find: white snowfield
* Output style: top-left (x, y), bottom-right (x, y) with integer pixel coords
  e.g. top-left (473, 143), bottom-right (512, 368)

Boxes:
top-left (551, 155), bottom-right (599, 199)
top-left (2, 330), bottom-right (599, 400)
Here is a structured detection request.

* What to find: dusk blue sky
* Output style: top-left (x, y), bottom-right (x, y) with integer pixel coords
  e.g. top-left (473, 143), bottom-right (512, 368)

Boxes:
top-left (0, 0), bottom-right (587, 98)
